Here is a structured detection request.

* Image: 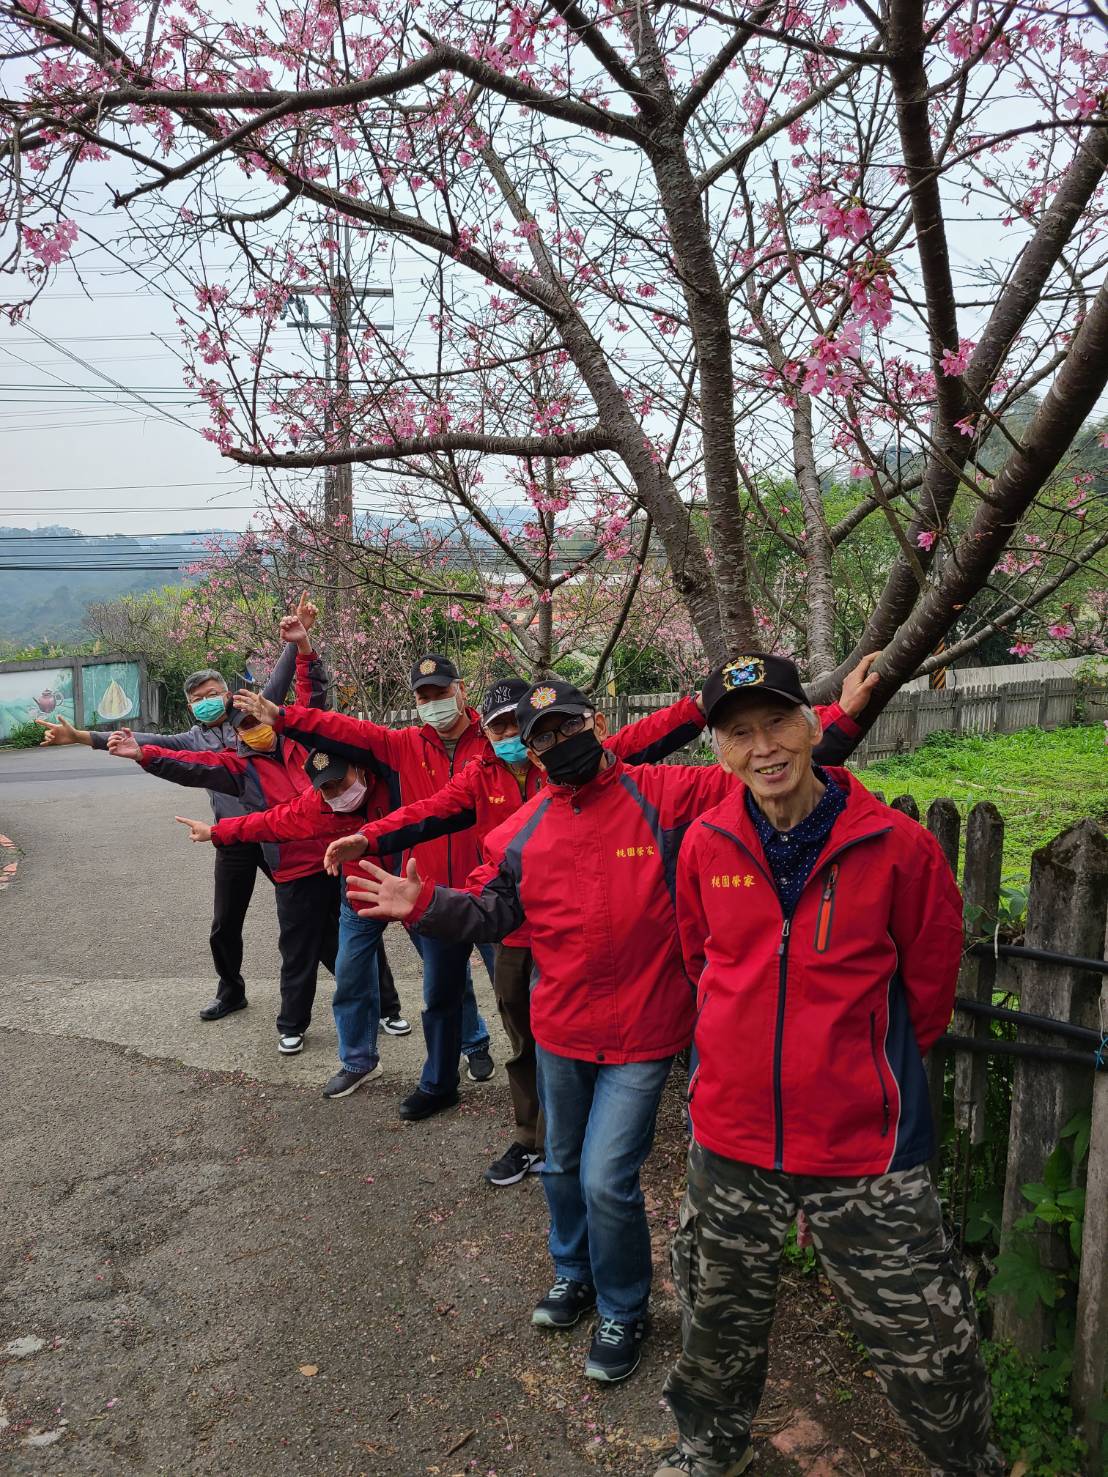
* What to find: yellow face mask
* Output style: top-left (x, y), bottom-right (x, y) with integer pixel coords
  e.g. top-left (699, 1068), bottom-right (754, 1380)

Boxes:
top-left (239, 724), bottom-right (277, 752)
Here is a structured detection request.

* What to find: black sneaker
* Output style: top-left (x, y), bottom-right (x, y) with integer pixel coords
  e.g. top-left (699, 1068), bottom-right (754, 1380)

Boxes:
top-left (322, 1063), bottom-right (383, 1099)
top-left (531, 1277), bottom-right (596, 1329)
top-left (465, 1048), bottom-right (495, 1082)
top-left (199, 997), bottom-right (247, 1021)
top-left (380, 1015), bottom-right (411, 1036)
top-left (654, 1449), bottom-right (753, 1477)
top-left (484, 1142), bottom-right (545, 1187)
top-left (584, 1315), bottom-right (648, 1382)
top-left (399, 1088), bottom-right (460, 1121)
top-left (655, 1447), bottom-right (762, 1471)
top-left (278, 1032), bottom-right (305, 1055)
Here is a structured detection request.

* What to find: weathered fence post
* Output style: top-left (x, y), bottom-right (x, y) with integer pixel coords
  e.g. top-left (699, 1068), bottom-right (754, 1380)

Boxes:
top-left (994, 821), bottom-right (1108, 1352)
top-left (926, 797), bottom-right (960, 874)
top-left (924, 799), bottom-right (962, 1161)
top-left (1074, 977), bottom-right (1108, 1474)
top-left (890, 794), bottom-right (919, 820)
top-left (954, 804), bottom-right (1004, 1145)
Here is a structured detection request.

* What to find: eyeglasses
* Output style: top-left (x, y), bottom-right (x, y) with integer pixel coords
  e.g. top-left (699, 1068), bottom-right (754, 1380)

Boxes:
top-left (483, 714), bottom-right (517, 739)
top-left (528, 714), bottom-right (591, 754)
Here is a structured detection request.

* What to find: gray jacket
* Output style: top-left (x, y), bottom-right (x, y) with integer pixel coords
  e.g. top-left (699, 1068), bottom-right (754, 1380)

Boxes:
top-left (89, 644), bottom-right (299, 820)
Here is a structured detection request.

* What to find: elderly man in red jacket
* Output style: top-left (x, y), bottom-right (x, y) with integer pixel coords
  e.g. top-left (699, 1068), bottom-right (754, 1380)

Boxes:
top-left (656, 653), bottom-right (1004, 1477)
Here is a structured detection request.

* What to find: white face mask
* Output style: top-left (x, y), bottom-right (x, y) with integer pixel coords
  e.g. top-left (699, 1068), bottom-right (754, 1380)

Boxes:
top-left (417, 695), bottom-right (462, 734)
top-left (326, 778), bottom-right (368, 813)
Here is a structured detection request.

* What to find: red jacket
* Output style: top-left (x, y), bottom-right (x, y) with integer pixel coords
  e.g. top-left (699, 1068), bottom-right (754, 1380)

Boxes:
top-left (210, 772), bottom-right (397, 880)
top-left (271, 703), bottom-right (488, 888)
top-left (677, 770), bottom-right (962, 1177)
top-left (408, 755), bottom-right (740, 1063)
top-left (355, 695), bottom-right (713, 945)
top-left (354, 697), bottom-right (858, 947)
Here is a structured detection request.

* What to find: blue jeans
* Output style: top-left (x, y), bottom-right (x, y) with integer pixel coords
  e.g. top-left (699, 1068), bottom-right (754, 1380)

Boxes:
top-left (332, 896), bottom-right (385, 1073)
top-left (409, 933), bottom-right (491, 1065)
top-left (409, 933), bottom-right (492, 1096)
top-left (536, 1047), bottom-right (674, 1322)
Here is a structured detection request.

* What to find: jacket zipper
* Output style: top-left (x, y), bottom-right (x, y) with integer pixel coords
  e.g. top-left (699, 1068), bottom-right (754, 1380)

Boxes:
top-left (773, 917), bottom-right (792, 1170)
top-left (702, 823), bottom-right (892, 1172)
top-left (869, 1010), bottom-right (891, 1138)
top-left (814, 864), bottom-right (839, 953)
top-left (446, 741), bottom-right (455, 884)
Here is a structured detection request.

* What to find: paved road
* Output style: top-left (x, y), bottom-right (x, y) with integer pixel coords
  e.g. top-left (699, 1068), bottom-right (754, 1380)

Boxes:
top-left (0, 743), bottom-right (500, 1086)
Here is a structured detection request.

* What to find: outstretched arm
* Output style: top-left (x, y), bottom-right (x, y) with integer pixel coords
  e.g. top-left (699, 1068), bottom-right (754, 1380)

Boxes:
top-left (262, 591), bottom-right (317, 703)
top-left (135, 741), bottom-right (247, 798)
top-left (346, 854), bottom-right (524, 944)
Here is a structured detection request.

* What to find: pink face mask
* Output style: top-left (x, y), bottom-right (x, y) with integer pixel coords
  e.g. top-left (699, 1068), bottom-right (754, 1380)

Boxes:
top-left (326, 778), bottom-right (367, 813)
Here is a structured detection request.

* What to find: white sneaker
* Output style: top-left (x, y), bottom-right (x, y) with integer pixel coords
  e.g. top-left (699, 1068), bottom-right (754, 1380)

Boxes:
top-left (278, 1033), bottom-right (305, 1055)
top-left (380, 1015), bottom-right (412, 1036)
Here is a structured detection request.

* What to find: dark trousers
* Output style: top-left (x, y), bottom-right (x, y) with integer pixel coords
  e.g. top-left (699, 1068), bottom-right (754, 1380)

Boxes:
top-left (377, 936), bottom-right (400, 1019)
top-left (274, 871), bottom-right (340, 1035)
top-left (494, 944), bottom-right (543, 1151)
top-left (210, 841), bottom-right (273, 1002)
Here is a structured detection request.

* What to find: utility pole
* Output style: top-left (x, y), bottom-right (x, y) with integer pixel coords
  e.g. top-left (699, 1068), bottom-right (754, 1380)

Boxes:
top-left (283, 225), bottom-right (393, 609)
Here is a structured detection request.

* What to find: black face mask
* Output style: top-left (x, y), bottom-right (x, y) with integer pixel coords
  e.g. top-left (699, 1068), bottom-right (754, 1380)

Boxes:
top-left (541, 728), bottom-right (605, 787)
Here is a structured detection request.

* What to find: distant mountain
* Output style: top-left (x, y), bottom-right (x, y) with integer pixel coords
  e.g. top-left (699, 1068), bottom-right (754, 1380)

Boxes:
top-left (0, 526), bottom-right (220, 646)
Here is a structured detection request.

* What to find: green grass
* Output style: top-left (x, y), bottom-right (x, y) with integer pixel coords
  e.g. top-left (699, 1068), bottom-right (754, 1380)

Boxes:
top-left (851, 723), bottom-right (1108, 885)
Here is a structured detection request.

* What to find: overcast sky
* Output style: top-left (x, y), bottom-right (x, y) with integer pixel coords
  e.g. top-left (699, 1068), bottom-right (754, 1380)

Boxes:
top-left (0, 248), bottom-right (352, 537)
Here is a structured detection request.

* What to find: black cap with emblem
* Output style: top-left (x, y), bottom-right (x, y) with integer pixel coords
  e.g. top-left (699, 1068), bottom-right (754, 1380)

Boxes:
top-left (701, 652), bottom-right (809, 727)
top-left (516, 680), bottom-right (594, 744)
top-left (480, 677), bottom-right (530, 725)
top-left (306, 748), bottom-right (350, 790)
top-left (409, 653), bottom-right (459, 690)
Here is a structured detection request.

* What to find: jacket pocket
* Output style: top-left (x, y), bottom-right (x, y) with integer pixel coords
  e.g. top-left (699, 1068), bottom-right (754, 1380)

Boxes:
top-left (869, 1010), bottom-right (891, 1138)
top-left (813, 863), bottom-right (838, 952)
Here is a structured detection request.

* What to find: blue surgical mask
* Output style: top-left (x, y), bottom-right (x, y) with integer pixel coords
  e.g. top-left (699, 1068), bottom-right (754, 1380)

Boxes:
top-left (492, 735), bottom-right (529, 765)
top-left (191, 695), bottom-right (228, 724)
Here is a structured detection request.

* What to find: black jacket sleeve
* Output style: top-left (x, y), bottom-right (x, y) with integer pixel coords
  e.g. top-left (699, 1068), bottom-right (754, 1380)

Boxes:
top-left (413, 862), bottom-right (524, 945)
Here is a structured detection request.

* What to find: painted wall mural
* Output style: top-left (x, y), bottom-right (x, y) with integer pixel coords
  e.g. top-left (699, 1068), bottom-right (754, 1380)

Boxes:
top-left (80, 661), bottom-right (142, 727)
top-left (0, 667), bottom-right (76, 742)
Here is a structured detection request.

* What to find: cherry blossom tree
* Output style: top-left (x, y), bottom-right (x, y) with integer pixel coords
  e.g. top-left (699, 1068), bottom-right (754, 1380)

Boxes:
top-left (2, 0), bottom-right (1107, 717)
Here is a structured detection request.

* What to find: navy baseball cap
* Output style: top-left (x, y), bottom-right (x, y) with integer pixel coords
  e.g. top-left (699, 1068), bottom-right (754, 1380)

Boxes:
top-left (517, 680), bottom-right (594, 744)
top-left (305, 749), bottom-right (349, 789)
top-left (702, 652), bottom-right (808, 726)
top-left (409, 653), bottom-right (459, 690)
top-left (481, 677), bottom-right (530, 724)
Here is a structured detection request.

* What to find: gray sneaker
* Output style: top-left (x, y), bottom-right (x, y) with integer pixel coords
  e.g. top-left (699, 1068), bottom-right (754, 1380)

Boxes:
top-left (466, 1048), bottom-right (495, 1082)
top-left (322, 1063), bottom-right (383, 1099)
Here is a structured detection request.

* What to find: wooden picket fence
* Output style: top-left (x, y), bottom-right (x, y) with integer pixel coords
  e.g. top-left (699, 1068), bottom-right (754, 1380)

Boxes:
top-left (876, 792), bottom-right (1108, 1471)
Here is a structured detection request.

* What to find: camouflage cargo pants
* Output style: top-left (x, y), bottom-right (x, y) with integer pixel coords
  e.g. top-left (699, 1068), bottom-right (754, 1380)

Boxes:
top-left (664, 1142), bottom-right (1006, 1477)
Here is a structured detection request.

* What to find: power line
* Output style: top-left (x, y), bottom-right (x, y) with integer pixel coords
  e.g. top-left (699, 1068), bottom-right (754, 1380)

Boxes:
top-left (0, 479), bottom-right (253, 494)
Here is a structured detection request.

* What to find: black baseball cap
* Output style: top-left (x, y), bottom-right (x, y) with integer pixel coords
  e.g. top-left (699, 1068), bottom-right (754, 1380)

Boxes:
top-left (517, 680), bottom-right (594, 744)
top-left (305, 749), bottom-right (349, 789)
top-left (409, 653), bottom-right (459, 690)
top-left (481, 677), bottom-right (530, 724)
top-left (702, 652), bottom-right (808, 726)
